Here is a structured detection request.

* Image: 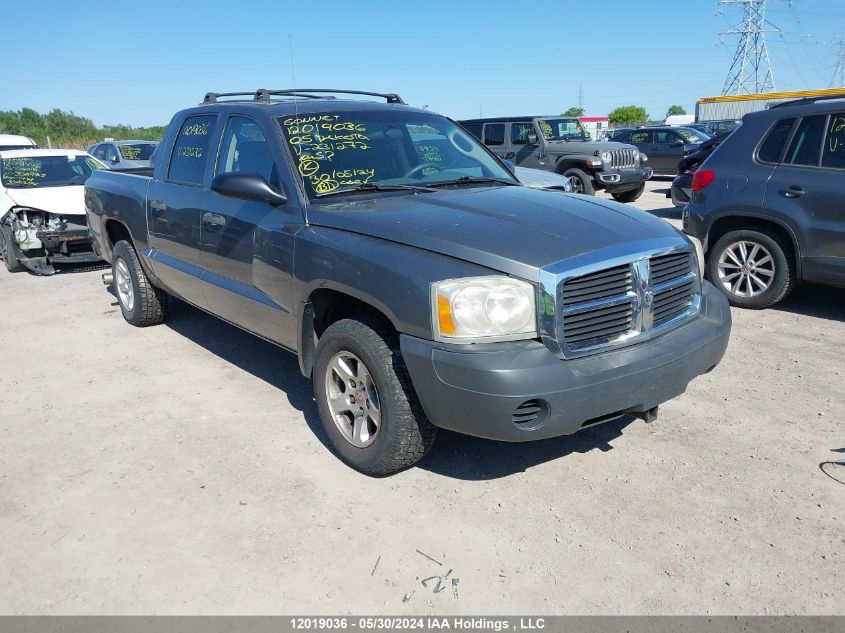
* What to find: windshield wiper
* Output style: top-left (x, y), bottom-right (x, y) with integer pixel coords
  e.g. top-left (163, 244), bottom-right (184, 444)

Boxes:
top-left (426, 176), bottom-right (518, 188)
top-left (315, 182), bottom-right (436, 198)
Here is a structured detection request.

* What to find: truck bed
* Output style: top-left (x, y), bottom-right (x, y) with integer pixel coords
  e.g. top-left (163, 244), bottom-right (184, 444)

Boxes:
top-left (85, 170), bottom-right (152, 262)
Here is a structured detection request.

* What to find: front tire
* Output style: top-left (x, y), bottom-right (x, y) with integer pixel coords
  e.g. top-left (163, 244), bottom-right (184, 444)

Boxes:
top-left (707, 228), bottom-right (796, 309)
top-left (1, 229), bottom-right (24, 273)
top-left (611, 183), bottom-right (645, 203)
top-left (313, 317), bottom-right (436, 476)
top-left (562, 168), bottom-right (596, 196)
top-left (112, 240), bottom-right (168, 326)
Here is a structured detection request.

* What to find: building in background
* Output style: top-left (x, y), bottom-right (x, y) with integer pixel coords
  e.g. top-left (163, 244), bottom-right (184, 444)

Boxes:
top-left (696, 87), bottom-right (845, 122)
top-left (578, 116), bottom-right (609, 140)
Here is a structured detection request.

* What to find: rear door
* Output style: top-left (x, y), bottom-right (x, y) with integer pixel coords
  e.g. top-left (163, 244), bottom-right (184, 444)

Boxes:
top-left (509, 121), bottom-right (542, 169)
top-left (146, 112), bottom-right (220, 307)
top-left (764, 112), bottom-right (845, 285)
top-left (627, 129), bottom-right (653, 164)
top-left (200, 114), bottom-right (302, 347)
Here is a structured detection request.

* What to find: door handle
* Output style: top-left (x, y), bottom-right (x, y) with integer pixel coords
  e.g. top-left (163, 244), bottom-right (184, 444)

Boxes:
top-left (150, 200), bottom-right (167, 212)
top-left (782, 186), bottom-right (805, 198)
top-left (202, 212), bottom-right (226, 228)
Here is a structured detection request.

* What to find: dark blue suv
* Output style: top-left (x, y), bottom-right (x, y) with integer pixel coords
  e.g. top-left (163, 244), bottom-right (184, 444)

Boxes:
top-left (683, 95), bottom-right (845, 308)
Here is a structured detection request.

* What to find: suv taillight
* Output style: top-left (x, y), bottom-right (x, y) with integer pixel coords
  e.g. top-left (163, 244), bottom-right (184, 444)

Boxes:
top-left (691, 168), bottom-right (715, 191)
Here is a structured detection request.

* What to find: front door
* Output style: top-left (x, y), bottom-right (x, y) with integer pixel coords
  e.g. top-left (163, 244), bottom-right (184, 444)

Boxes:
top-left (509, 121), bottom-right (543, 169)
top-left (200, 114), bottom-right (301, 348)
top-left (651, 130), bottom-right (685, 174)
top-left (764, 112), bottom-right (845, 285)
top-left (627, 129), bottom-right (653, 167)
top-left (482, 122), bottom-right (506, 159)
top-left (146, 112), bottom-right (219, 308)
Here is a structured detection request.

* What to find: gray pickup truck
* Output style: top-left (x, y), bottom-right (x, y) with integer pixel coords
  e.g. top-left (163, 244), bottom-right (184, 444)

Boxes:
top-left (459, 116), bottom-right (653, 201)
top-left (85, 89), bottom-right (731, 476)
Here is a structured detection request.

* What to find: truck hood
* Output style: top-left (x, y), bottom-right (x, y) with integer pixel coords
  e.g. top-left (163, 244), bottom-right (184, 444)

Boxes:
top-left (5, 185), bottom-right (86, 216)
top-left (546, 140), bottom-right (633, 153)
top-left (309, 185), bottom-right (685, 279)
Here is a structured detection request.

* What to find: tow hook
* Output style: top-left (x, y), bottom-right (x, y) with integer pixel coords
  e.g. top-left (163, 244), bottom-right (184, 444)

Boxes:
top-left (102, 271), bottom-right (113, 286)
top-left (640, 406), bottom-right (659, 424)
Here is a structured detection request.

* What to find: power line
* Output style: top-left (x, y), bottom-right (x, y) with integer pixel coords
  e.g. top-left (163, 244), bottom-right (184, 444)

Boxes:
top-left (718, 0), bottom-right (780, 94)
top-left (832, 37), bottom-right (845, 87)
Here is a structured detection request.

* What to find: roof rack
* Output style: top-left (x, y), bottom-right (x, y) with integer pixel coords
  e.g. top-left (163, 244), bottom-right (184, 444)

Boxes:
top-left (201, 89), bottom-right (406, 105)
top-left (770, 93), bottom-right (845, 109)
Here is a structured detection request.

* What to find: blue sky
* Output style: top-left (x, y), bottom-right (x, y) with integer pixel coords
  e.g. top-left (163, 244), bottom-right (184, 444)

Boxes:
top-left (3, 0), bottom-right (844, 127)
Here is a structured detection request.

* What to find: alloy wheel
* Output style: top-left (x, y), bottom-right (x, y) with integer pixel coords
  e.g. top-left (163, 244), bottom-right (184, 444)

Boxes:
top-left (324, 351), bottom-right (381, 448)
top-left (114, 258), bottom-right (135, 311)
top-left (717, 240), bottom-right (775, 298)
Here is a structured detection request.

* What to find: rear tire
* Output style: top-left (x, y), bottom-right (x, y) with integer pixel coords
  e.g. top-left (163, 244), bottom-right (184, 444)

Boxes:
top-left (562, 168), bottom-right (596, 196)
top-left (611, 183), bottom-right (645, 203)
top-left (112, 240), bottom-right (167, 326)
top-left (313, 316), bottom-right (437, 476)
top-left (1, 229), bottom-right (25, 273)
top-left (707, 228), bottom-right (796, 309)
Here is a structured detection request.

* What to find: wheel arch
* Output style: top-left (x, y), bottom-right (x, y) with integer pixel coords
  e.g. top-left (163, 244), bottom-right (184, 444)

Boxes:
top-left (707, 214), bottom-right (801, 278)
top-left (298, 285), bottom-right (400, 378)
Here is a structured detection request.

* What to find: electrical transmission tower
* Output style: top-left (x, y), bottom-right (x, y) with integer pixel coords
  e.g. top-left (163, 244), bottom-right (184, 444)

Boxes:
top-left (832, 38), bottom-right (845, 87)
top-left (718, 0), bottom-right (780, 95)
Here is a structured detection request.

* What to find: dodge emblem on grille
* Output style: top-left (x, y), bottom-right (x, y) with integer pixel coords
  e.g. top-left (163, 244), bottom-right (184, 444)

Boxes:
top-left (642, 287), bottom-right (654, 306)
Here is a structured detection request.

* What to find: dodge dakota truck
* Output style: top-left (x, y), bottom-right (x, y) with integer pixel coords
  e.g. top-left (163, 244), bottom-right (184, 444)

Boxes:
top-left (85, 88), bottom-right (731, 476)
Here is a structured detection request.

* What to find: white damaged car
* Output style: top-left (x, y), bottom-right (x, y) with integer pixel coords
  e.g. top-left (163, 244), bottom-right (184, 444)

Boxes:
top-left (0, 149), bottom-right (106, 274)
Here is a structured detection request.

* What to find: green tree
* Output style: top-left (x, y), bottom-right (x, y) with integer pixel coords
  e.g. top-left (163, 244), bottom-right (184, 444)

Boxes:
top-left (562, 106), bottom-right (585, 117)
top-left (665, 104), bottom-right (687, 118)
top-left (608, 105), bottom-right (649, 127)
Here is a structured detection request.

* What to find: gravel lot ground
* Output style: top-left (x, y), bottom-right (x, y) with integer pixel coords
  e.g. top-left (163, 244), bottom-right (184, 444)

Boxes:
top-left (0, 178), bottom-right (842, 615)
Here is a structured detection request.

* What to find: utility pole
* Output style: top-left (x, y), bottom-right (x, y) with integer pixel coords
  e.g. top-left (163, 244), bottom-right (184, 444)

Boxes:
top-left (718, 0), bottom-right (779, 95)
top-left (832, 37), bottom-right (845, 88)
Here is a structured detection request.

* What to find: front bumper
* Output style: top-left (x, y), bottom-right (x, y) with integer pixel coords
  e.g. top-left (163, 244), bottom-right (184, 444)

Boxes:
top-left (10, 227), bottom-right (100, 275)
top-left (401, 282), bottom-right (731, 442)
top-left (596, 167), bottom-right (653, 192)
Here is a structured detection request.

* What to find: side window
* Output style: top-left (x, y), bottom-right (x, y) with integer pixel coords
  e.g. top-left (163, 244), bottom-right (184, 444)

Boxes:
top-left (630, 130), bottom-right (652, 143)
top-left (483, 123), bottom-right (505, 146)
top-left (105, 145), bottom-right (119, 162)
top-left (821, 113), bottom-right (845, 169)
top-left (93, 144), bottom-right (107, 160)
top-left (758, 118), bottom-right (795, 163)
top-left (461, 122), bottom-right (482, 140)
top-left (216, 116), bottom-right (277, 185)
top-left (784, 115), bottom-right (826, 167)
top-left (168, 114), bottom-right (217, 185)
top-left (654, 130), bottom-right (677, 144)
top-left (511, 123), bottom-right (535, 145)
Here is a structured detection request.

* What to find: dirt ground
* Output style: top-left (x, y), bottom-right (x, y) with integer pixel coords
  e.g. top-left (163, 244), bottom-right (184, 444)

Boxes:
top-left (0, 178), bottom-right (842, 615)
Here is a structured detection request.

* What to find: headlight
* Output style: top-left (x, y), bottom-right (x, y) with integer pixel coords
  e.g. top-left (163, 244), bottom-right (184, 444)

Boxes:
top-left (432, 276), bottom-right (537, 342)
top-left (686, 235), bottom-right (705, 282)
top-left (600, 150), bottom-right (613, 163)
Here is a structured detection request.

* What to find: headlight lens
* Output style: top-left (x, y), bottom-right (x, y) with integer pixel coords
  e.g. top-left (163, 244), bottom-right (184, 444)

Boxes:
top-left (433, 276), bottom-right (537, 342)
top-left (600, 150), bottom-right (613, 163)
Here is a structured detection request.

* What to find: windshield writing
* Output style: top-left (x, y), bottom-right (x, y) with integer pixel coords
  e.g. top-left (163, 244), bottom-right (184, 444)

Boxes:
top-left (118, 144), bottom-right (156, 160)
top-left (538, 118), bottom-right (585, 140)
top-left (1, 156), bottom-right (101, 188)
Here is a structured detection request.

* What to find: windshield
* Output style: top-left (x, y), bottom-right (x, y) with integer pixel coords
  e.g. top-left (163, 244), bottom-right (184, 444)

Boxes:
top-left (677, 128), bottom-right (710, 143)
top-left (537, 118), bottom-right (587, 141)
top-left (118, 143), bottom-right (156, 161)
top-left (278, 110), bottom-right (515, 199)
top-left (0, 155), bottom-right (103, 189)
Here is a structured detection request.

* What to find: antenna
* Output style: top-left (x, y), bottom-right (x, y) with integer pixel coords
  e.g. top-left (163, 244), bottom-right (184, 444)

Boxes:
top-left (832, 36), bottom-right (845, 88)
top-left (288, 34), bottom-right (299, 119)
top-left (717, 0), bottom-right (779, 95)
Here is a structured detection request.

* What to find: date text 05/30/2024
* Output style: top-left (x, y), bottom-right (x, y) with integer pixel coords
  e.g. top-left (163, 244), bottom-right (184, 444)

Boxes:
top-left (290, 617), bottom-right (547, 630)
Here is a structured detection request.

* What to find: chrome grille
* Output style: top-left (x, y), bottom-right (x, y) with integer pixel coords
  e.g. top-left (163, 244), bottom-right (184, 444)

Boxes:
top-left (609, 148), bottom-right (638, 169)
top-left (544, 243), bottom-right (701, 359)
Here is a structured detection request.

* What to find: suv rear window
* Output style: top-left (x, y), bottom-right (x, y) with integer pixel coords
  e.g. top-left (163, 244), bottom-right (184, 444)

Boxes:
top-left (784, 115), bottom-right (826, 166)
top-left (758, 118), bottom-right (795, 163)
top-left (168, 114), bottom-right (217, 185)
top-left (821, 113), bottom-right (845, 169)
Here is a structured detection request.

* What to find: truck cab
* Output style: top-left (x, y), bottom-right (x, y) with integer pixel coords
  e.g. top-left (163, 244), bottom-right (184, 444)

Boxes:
top-left (459, 116), bottom-right (652, 201)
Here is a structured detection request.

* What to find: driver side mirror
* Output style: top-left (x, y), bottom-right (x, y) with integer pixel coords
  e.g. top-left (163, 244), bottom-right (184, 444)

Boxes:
top-left (526, 133), bottom-right (538, 145)
top-left (502, 159), bottom-right (516, 173)
top-left (211, 172), bottom-right (288, 205)
top-left (672, 140), bottom-right (684, 147)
